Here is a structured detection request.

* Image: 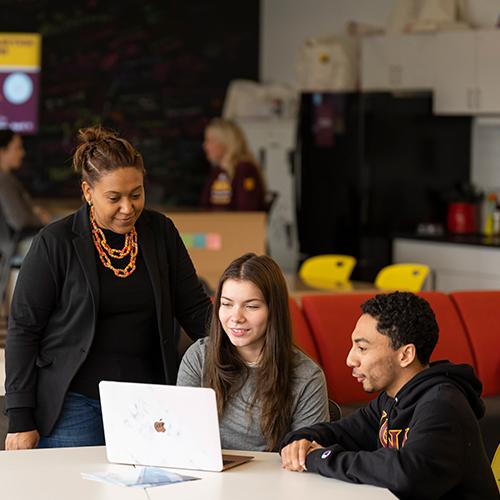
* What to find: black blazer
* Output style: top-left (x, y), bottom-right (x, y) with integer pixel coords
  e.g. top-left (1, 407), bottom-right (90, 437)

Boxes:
top-left (5, 204), bottom-right (211, 435)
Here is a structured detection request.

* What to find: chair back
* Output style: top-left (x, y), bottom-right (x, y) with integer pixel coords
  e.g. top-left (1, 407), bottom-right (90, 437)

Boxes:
top-left (492, 443), bottom-right (500, 493)
top-left (299, 254), bottom-right (356, 289)
top-left (419, 292), bottom-right (475, 367)
top-left (289, 298), bottom-right (320, 364)
top-left (0, 205), bottom-right (13, 256)
top-left (449, 291), bottom-right (500, 397)
top-left (328, 399), bottom-right (342, 422)
top-left (301, 293), bottom-right (376, 405)
top-left (375, 263), bottom-right (430, 292)
top-left (0, 205), bottom-right (20, 305)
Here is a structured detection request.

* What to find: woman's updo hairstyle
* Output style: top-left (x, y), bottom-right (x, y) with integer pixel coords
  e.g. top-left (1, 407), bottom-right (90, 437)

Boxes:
top-left (73, 126), bottom-right (145, 185)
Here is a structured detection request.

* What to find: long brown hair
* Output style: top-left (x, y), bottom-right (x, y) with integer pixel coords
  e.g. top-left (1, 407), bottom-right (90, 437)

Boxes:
top-left (203, 253), bottom-right (294, 451)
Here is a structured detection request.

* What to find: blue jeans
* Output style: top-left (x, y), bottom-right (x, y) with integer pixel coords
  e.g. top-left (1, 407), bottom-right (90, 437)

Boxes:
top-left (38, 391), bottom-right (105, 448)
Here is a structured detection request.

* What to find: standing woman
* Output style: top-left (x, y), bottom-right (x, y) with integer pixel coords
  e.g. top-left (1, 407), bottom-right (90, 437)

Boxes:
top-left (177, 253), bottom-right (329, 451)
top-left (200, 118), bottom-right (265, 211)
top-left (0, 130), bottom-right (50, 232)
top-left (5, 127), bottom-right (211, 450)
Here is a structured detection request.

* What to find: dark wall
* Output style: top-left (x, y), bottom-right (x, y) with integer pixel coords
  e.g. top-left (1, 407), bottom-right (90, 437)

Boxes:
top-left (297, 92), bottom-right (472, 280)
top-left (2, 0), bottom-right (260, 204)
top-left (361, 94), bottom-right (471, 235)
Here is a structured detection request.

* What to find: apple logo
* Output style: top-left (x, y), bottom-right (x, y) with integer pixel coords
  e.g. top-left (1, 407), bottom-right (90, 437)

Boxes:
top-left (154, 419), bottom-right (166, 433)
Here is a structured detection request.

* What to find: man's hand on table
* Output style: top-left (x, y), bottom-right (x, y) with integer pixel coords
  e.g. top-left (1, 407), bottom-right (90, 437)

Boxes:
top-left (281, 439), bottom-right (324, 472)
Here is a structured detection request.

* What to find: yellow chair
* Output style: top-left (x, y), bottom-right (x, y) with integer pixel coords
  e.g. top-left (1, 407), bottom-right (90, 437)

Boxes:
top-left (375, 263), bottom-right (430, 293)
top-left (492, 443), bottom-right (500, 492)
top-left (299, 254), bottom-right (356, 290)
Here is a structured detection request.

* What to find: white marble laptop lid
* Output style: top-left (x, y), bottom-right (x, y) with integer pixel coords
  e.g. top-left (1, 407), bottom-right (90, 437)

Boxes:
top-left (99, 381), bottom-right (224, 471)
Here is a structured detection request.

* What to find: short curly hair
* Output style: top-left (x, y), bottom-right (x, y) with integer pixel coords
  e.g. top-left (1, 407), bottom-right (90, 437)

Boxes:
top-left (361, 292), bottom-right (438, 365)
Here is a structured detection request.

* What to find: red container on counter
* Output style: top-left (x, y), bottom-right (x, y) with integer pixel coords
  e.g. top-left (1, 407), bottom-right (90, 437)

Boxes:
top-left (447, 202), bottom-right (476, 234)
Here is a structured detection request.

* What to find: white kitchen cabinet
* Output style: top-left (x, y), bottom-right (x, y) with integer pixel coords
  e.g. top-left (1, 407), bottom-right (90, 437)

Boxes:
top-left (393, 238), bottom-right (500, 291)
top-left (361, 34), bottom-right (435, 91)
top-left (433, 31), bottom-right (475, 114)
top-left (475, 30), bottom-right (500, 112)
top-left (434, 30), bottom-right (500, 114)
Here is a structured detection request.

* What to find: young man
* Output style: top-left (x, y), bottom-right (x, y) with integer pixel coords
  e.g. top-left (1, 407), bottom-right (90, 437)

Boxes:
top-left (280, 292), bottom-right (498, 500)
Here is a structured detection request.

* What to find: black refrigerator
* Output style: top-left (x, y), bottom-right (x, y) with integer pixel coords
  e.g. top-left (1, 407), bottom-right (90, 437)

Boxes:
top-left (296, 92), bottom-right (472, 281)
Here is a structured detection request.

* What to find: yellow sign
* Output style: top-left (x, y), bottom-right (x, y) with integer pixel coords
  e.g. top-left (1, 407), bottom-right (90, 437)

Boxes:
top-left (0, 33), bottom-right (41, 68)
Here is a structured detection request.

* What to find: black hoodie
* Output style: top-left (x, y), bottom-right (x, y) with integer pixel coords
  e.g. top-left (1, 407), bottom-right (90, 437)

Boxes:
top-left (280, 362), bottom-right (498, 500)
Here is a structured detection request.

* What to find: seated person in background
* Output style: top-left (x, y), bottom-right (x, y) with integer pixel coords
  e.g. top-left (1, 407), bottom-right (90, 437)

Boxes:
top-left (280, 292), bottom-right (497, 499)
top-left (0, 130), bottom-right (51, 233)
top-left (177, 253), bottom-right (329, 451)
top-left (200, 118), bottom-right (265, 211)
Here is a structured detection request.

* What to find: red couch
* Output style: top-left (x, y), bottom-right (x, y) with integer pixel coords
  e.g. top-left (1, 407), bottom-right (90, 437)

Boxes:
top-left (290, 291), bottom-right (500, 459)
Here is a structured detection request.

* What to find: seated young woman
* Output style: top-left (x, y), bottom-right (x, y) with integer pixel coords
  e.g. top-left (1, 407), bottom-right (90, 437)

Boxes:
top-left (177, 253), bottom-right (329, 452)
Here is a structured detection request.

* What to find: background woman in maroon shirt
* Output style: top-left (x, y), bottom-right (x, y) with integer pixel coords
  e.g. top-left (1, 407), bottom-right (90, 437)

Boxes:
top-left (200, 118), bottom-right (265, 211)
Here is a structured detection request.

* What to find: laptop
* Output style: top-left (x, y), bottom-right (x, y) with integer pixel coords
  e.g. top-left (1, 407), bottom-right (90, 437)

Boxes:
top-left (99, 381), bottom-right (254, 472)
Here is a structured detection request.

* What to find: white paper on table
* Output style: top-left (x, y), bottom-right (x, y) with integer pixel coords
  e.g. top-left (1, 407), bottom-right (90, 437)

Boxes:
top-left (81, 467), bottom-right (199, 488)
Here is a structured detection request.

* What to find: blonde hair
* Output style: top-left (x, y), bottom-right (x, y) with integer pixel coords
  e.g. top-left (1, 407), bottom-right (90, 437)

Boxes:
top-left (205, 118), bottom-right (258, 177)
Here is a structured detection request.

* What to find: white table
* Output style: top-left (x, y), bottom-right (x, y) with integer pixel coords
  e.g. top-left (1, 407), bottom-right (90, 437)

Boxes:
top-left (148, 449), bottom-right (396, 500)
top-left (0, 446), bottom-right (144, 500)
top-left (0, 446), bottom-right (396, 500)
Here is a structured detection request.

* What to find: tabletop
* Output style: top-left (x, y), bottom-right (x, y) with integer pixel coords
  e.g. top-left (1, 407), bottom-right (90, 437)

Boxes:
top-left (0, 446), bottom-right (396, 500)
top-left (284, 273), bottom-right (379, 299)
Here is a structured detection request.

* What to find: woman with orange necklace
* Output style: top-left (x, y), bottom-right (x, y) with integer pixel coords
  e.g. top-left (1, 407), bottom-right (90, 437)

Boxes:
top-left (4, 126), bottom-right (211, 450)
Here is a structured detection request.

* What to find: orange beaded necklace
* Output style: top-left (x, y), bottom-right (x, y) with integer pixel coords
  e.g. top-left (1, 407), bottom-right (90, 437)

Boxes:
top-left (90, 206), bottom-right (138, 278)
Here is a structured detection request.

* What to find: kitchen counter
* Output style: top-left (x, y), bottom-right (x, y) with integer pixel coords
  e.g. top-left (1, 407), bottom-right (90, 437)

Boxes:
top-left (395, 232), bottom-right (500, 248)
top-left (394, 236), bottom-right (500, 291)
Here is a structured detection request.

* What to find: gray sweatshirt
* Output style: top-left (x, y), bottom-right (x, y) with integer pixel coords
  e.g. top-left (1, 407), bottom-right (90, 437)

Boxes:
top-left (0, 171), bottom-right (42, 231)
top-left (177, 337), bottom-right (329, 451)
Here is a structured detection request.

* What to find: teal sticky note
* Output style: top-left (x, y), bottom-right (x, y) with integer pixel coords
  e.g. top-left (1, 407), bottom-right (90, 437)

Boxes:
top-left (193, 233), bottom-right (206, 248)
